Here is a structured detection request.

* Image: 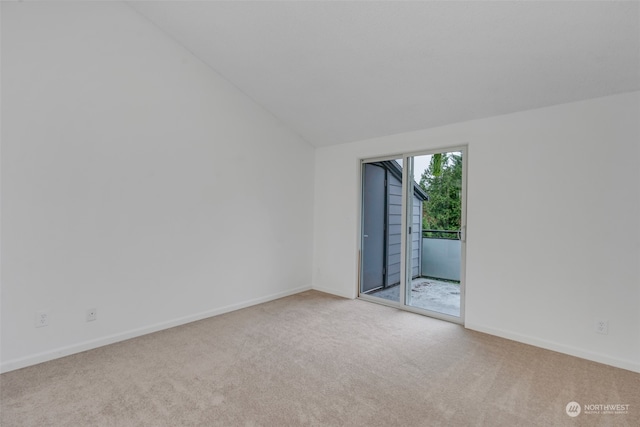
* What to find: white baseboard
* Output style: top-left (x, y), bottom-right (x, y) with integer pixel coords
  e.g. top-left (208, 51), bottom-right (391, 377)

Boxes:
top-left (0, 285), bottom-right (312, 373)
top-left (465, 322), bottom-right (640, 374)
top-left (311, 285), bottom-right (356, 300)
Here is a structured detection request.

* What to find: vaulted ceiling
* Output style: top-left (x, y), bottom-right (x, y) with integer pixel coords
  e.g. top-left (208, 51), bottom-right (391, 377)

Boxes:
top-left (129, 1), bottom-right (640, 147)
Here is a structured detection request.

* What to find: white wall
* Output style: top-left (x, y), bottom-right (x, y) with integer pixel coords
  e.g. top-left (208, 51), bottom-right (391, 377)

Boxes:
top-left (1, 2), bottom-right (314, 372)
top-left (313, 92), bottom-right (640, 372)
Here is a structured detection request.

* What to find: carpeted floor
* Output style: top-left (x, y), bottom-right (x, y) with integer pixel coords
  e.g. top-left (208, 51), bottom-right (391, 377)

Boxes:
top-left (1, 290), bottom-right (638, 426)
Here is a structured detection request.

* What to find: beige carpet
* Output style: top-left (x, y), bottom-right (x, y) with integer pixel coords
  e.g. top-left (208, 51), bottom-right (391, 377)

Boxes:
top-left (1, 290), bottom-right (638, 426)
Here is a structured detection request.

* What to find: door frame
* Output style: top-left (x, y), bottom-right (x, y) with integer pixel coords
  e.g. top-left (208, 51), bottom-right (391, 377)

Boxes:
top-left (358, 145), bottom-right (468, 325)
top-left (358, 154), bottom-right (403, 298)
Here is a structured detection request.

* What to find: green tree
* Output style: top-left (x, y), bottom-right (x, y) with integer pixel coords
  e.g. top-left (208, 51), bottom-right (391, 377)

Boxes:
top-left (419, 153), bottom-right (462, 238)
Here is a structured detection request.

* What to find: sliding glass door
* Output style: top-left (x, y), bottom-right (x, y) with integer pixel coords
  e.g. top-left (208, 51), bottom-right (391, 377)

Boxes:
top-left (360, 148), bottom-right (466, 323)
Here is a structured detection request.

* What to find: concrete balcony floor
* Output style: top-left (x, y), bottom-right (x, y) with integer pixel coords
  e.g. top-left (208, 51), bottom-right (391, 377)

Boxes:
top-left (367, 277), bottom-right (460, 317)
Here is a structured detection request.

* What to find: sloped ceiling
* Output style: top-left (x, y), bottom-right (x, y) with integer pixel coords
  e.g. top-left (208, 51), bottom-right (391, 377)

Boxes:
top-left (129, 1), bottom-right (640, 147)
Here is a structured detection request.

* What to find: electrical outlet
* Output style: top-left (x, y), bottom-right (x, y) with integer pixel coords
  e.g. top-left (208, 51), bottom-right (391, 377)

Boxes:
top-left (35, 310), bottom-right (49, 328)
top-left (86, 308), bottom-right (97, 322)
top-left (595, 319), bottom-right (609, 335)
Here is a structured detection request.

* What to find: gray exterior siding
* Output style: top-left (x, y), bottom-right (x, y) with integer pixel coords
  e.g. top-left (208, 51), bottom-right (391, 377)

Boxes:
top-left (386, 176), bottom-right (402, 286)
top-left (411, 202), bottom-right (421, 278)
top-left (385, 173), bottom-right (423, 286)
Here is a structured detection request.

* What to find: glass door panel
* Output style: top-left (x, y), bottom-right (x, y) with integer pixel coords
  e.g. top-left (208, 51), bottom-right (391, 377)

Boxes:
top-left (360, 158), bottom-right (404, 303)
top-left (405, 152), bottom-right (463, 317)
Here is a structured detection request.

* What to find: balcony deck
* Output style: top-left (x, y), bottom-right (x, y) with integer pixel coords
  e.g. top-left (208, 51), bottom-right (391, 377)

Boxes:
top-left (367, 277), bottom-right (460, 317)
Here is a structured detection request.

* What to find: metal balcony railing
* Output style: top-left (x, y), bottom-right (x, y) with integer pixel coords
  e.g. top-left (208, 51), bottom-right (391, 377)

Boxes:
top-left (422, 229), bottom-right (461, 240)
